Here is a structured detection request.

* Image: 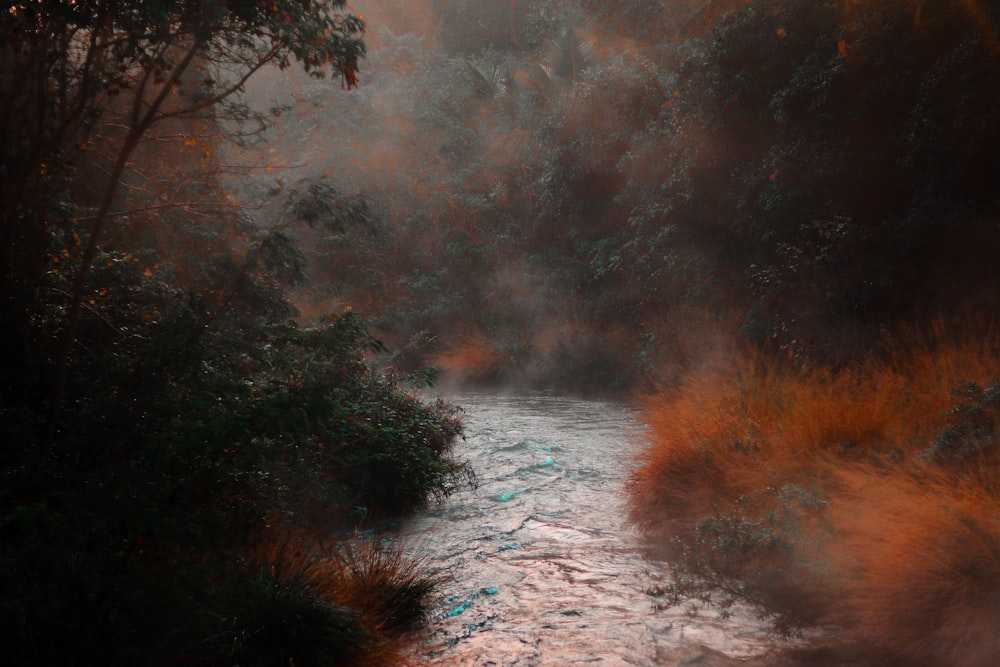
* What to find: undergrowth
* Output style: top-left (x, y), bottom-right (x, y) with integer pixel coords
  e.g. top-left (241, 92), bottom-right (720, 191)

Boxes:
top-left (631, 322), bottom-right (1000, 665)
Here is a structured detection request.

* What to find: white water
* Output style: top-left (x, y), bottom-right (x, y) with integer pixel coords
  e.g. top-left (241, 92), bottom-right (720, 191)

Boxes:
top-left (400, 393), bottom-right (771, 666)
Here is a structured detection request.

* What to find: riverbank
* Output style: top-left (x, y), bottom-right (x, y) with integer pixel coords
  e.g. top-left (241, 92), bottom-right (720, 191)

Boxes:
top-left (629, 326), bottom-right (1000, 666)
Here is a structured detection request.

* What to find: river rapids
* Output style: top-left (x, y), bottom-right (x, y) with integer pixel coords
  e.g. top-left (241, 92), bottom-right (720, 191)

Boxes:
top-left (398, 393), bottom-right (773, 666)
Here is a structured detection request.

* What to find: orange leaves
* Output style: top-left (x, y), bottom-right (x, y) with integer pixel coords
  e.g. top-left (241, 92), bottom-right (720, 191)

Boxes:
top-left (434, 331), bottom-right (502, 379)
top-left (661, 88), bottom-right (682, 110)
top-left (48, 248), bottom-right (73, 273)
top-left (182, 136), bottom-right (214, 167)
top-left (635, 330), bottom-right (1000, 503)
top-left (340, 65), bottom-right (359, 90)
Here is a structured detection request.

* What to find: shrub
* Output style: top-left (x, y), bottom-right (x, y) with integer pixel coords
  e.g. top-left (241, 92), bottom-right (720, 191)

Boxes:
top-left (630, 325), bottom-right (1000, 662)
top-left (205, 560), bottom-right (367, 667)
top-left (825, 469), bottom-right (1000, 667)
top-left (0, 254), bottom-right (467, 663)
top-left (650, 484), bottom-right (831, 638)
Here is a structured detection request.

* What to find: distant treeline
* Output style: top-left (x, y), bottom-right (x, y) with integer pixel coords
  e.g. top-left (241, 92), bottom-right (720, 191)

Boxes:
top-left (245, 0), bottom-right (999, 393)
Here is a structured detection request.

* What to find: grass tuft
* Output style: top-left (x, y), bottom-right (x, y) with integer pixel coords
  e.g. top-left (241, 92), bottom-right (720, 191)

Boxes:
top-left (630, 322), bottom-right (1000, 663)
top-left (201, 533), bottom-right (438, 666)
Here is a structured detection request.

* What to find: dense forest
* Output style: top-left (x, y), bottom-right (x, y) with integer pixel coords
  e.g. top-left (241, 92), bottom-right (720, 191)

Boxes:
top-left (1, 2), bottom-right (468, 664)
top-left (242, 0), bottom-right (1000, 394)
top-left (2, 0), bottom-right (999, 665)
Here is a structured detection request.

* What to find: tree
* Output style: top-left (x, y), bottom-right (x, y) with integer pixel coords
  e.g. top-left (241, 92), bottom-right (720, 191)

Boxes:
top-left (0, 8), bottom-right (479, 662)
top-left (612, 0), bottom-right (1000, 363)
top-left (0, 0), bottom-right (365, 435)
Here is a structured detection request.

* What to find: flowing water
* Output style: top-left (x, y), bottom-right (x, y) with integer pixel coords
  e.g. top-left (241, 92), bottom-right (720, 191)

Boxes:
top-left (399, 392), bottom-right (772, 667)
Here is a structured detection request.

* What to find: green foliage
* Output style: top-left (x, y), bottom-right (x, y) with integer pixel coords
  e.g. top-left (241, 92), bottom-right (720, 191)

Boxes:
top-left (287, 180), bottom-right (370, 232)
top-left (614, 0), bottom-right (1000, 363)
top-left (0, 0), bottom-right (365, 281)
top-left (0, 221), bottom-right (469, 656)
top-left (234, 0), bottom-right (999, 394)
top-left (924, 380), bottom-right (1000, 464)
top-left (1, 262), bottom-right (466, 664)
top-left (0, 2), bottom-right (477, 664)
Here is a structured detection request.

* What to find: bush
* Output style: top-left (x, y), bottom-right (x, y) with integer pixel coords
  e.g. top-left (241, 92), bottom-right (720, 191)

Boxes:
top-left (630, 325), bottom-right (1000, 663)
top-left (0, 247), bottom-right (467, 663)
top-left (650, 485), bottom-right (831, 638)
top-left (203, 546), bottom-right (375, 667)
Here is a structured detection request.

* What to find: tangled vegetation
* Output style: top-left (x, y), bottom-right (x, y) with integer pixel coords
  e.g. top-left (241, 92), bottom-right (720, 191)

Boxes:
top-left (4, 0), bottom-right (1000, 664)
top-left (244, 0), bottom-right (999, 395)
top-left (1, 2), bottom-right (467, 664)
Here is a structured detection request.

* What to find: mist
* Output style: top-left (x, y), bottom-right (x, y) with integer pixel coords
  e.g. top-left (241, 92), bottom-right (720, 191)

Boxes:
top-left (225, 4), bottom-right (1000, 663)
top-left (4, 1), bottom-right (999, 665)
top-left (228, 0), bottom-right (999, 398)
top-left (224, 0), bottom-right (717, 394)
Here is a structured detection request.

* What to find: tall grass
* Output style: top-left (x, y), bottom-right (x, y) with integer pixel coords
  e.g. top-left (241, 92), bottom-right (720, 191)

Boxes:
top-left (630, 323), bottom-right (1000, 664)
top-left (212, 533), bottom-right (438, 667)
top-left (826, 468), bottom-right (1000, 667)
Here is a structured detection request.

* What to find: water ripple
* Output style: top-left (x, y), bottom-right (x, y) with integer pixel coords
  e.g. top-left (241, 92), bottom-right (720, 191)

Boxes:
top-left (400, 393), bottom-right (771, 666)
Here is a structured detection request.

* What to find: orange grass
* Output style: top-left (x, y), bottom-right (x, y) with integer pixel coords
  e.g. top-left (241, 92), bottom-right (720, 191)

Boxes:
top-left (824, 467), bottom-right (1000, 667)
top-left (244, 533), bottom-right (437, 666)
top-left (630, 322), bottom-right (1000, 661)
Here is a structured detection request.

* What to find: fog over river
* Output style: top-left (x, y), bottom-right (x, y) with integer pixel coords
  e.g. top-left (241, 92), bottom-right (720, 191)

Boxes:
top-left (399, 393), bottom-right (773, 666)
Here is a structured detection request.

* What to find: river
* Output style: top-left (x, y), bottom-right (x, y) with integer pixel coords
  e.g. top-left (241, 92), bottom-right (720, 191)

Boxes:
top-left (399, 392), bottom-right (773, 666)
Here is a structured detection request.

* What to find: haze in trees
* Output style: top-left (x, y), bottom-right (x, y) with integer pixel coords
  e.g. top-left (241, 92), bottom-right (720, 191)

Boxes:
top-left (230, 1), bottom-right (1000, 664)
top-left (3, 1), bottom-right (999, 665)
top-left (235, 0), bottom-right (999, 394)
